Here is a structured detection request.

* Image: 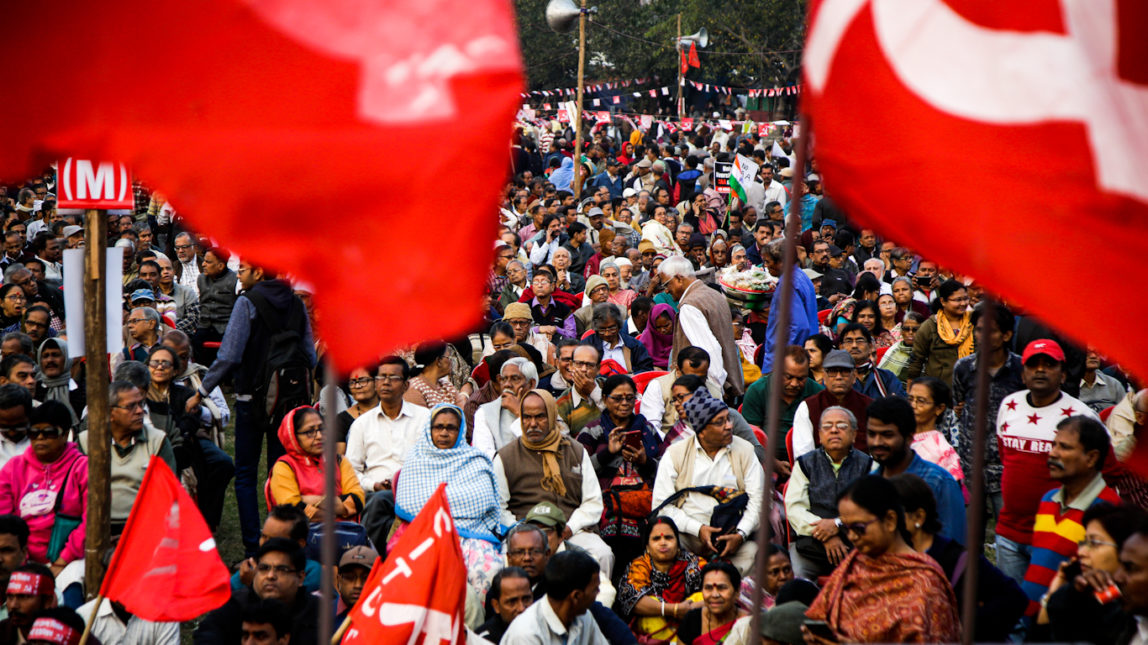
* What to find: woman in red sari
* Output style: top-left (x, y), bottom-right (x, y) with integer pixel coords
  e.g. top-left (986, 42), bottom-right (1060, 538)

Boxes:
top-left (617, 517), bottom-right (705, 642)
top-left (804, 475), bottom-right (961, 644)
top-left (676, 561), bottom-right (753, 644)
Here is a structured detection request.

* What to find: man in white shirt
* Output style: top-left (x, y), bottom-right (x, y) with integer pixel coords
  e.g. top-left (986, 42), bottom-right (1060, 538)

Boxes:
top-left (473, 357), bottom-right (537, 458)
top-left (0, 386), bottom-right (31, 470)
top-left (79, 597), bottom-right (180, 644)
top-left (345, 357), bottom-right (429, 493)
top-left (500, 550), bottom-right (607, 645)
top-left (660, 256), bottom-right (743, 397)
top-left (173, 232), bottom-right (201, 296)
top-left (652, 390), bottom-right (764, 575)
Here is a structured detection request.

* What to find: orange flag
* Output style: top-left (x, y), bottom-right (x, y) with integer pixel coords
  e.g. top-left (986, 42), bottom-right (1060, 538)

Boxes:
top-left (343, 483), bottom-right (467, 644)
top-left (98, 457), bottom-right (231, 621)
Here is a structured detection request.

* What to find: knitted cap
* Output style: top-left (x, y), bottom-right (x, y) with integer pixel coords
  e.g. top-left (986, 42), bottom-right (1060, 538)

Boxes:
top-left (683, 388), bottom-right (728, 431)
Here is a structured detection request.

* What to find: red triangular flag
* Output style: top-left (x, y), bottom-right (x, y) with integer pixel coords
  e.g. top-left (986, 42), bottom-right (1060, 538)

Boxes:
top-left (688, 41), bottom-right (700, 68)
top-left (99, 457), bottom-right (230, 622)
top-left (680, 50), bottom-right (689, 75)
top-left (342, 484), bottom-right (467, 644)
top-left (0, 0), bottom-right (523, 373)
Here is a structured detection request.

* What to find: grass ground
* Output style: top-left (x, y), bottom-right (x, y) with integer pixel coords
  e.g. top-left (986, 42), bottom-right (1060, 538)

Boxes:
top-left (180, 393), bottom-right (263, 643)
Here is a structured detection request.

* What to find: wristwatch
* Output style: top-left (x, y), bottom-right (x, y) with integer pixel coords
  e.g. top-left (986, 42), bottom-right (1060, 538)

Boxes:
top-left (735, 529), bottom-right (748, 542)
top-left (834, 518), bottom-right (844, 530)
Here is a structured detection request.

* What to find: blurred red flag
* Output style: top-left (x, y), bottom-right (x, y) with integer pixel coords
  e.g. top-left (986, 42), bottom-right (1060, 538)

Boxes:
top-left (803, 1), bottom-right (1148, 381)
top-left (99, 457), bottom-right (230, 621)
top-left (0, 0), bottom-right (523, 372)
top-left (342, 483), bottom-right (467, 644)
top-left (688, 42), bottom-right (701, 68)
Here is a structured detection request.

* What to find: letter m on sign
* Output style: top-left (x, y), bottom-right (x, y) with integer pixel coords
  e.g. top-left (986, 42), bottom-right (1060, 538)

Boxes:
top-left (59, 158), bottom-right (133, 209)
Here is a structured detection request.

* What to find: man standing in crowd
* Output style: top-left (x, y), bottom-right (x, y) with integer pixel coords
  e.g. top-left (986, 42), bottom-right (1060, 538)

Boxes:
top-left (191, 262), bottom-right (316, 557)
top-left (661, 256), bottom-right (744, 399)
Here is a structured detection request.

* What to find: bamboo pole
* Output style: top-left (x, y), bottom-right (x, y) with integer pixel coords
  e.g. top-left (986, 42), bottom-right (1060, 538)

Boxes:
top-left (571, 0), bottom-right (587, 200)
top-left (83, 210), bottom-right (111, 599)
top-left (319, 363), bottom-right (338, 641)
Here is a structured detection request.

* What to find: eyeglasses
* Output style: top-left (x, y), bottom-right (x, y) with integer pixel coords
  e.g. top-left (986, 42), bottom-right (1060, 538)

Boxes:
top-left (607, 394), bottom-right (636, 403)
top-left (907, 396), bottom-right (933, 406)
top-left (23, 320), bottom-right (47, 329)
top-left (843, 518), bottom-right (880, 537)
top-left (374, 375), bottom-right (405, 384)
top-left (348, 377), bottom-right (374, 388)
top-left (431, 424), bottom-right (460, 432)
top-left (507, 548), bottom-right (547, 558)
top-left (4, 294), bottom-right (26, 302)
top-left (572, 360), bottom-right (598, 370)
top-left (819, 422), bottom-right (852, 431)
top-left (126, 317), bottom-right (147, 324)
top-left (173, 244), bottom-right (193, 250)
top-left (1078, 537), bottom-right (1119, 549)
top-left (28, 427), bottom-right (62, 439)
top-left (113, 402), bottom-right (145, 411)
top-left (148, 360), bottom-right (173, 369)
top-left (255, 564), bottom-right (297, 575)
top-left (296, 427), bottom-right (322, 439)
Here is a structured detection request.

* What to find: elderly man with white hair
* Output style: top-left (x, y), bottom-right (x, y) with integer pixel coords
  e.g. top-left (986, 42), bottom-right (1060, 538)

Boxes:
top-left (473, 357), bottom-right (539, 458)
top-left (659, 256), bottom-right (745, 398)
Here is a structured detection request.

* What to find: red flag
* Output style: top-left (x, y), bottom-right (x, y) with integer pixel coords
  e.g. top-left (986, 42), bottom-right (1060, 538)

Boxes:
top-left (688, 41), bottom-right (701, 68)
top-left (803, 1), bottom-right (1148, 385)
top-left (0, 0), bottom-right (523, 373)
top-left (680, 50), bottom-right (689, 75)
top-left (99, 457), bottom-right (230, 621)
top-left (342, 484), bottom-right (466, 644)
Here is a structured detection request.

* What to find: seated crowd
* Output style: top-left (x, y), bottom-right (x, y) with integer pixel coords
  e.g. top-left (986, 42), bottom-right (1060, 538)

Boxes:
top-left (0, 127), bottom-right (1146, 645)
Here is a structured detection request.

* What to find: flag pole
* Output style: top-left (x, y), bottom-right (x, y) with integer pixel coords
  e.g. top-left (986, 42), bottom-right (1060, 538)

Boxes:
top-left (319, 362), bottom-right (338, 641)
top-left (77, 594), bottom-right (103, 645)
top-left (961, 298), bottom-right (994, 643)
top-left (748, 130), bottom-right (808, 637)
top-left (331, 614), bottom-right (352, 645)
top-left (676, 13), bottom-right (683, 119)
top-left (83, 209), bottom-right (111, 599)
top-left (571, 0), bottom-right (587, 200)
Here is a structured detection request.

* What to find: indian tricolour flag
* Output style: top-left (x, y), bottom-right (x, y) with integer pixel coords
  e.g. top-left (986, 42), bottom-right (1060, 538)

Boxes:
top-left (729, 153), bottom-right (759, 207)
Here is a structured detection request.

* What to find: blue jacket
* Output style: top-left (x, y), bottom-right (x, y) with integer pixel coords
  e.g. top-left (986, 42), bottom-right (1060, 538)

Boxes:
top-left (591, 171), bottom-right (625, 199)
top-left (760, 268), bottom-right (820, 372)
top-left (877, 453), bottom-right (967, 544)
top-left (583, 331), bottom-right (654, 374)
top-left (853, 366), bottom-right (907, 399)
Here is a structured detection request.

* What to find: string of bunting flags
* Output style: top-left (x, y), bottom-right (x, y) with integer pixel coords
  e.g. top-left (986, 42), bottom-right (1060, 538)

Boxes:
top-left (517, 103), bottom-right (791, 139)
top-left (522, 77), bottom-right (653, 98)
top-left (524, 80), bottom-right (803, 104)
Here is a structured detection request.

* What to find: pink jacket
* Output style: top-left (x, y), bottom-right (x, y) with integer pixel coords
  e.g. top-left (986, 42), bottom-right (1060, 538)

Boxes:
top-left (0, 443), bottom-right (88, 564)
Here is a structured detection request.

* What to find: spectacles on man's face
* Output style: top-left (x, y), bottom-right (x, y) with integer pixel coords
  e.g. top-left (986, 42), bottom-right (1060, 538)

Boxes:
top-left (507, 548), bottom-right (547, 558)
top-left (374, 375), bottom-right (405, 384)
top-left (113, 401), bottom-right (145, 412)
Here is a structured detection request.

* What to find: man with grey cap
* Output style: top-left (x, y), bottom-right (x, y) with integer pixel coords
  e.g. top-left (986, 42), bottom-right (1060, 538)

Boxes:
top-left (790, 350), bottom-right (873, 459)
top-left (334, 545), bottom-right (378, 626)
top-left (626, 157), bottom-right (656, 192)
top-left (651, 389), bottom-right (764, 575)
top-left (760, 601), bottom-right (808, 645)
top-left (523, 501), bottom-right (616, 607)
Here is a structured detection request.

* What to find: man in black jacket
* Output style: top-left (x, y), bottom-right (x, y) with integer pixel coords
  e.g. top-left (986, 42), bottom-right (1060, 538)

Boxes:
top-left (475, 566), bottom-right (534, 643)
top-left (195, 539), bottom-right (319, 645)
top-left (192, 263), bottom-right (316, 556)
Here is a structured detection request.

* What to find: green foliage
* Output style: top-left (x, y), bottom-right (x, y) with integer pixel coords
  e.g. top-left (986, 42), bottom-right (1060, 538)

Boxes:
top-left (514, 0), bottom-right (806, 90)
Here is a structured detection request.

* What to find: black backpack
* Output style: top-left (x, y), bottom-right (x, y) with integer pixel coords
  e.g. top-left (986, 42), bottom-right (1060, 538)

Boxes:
top-left (246, 290), bottom-right (313, 423)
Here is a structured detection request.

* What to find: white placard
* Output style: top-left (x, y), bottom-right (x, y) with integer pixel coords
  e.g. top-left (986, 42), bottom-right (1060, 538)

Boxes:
top-left (63, 247), bottom-right (124, 357)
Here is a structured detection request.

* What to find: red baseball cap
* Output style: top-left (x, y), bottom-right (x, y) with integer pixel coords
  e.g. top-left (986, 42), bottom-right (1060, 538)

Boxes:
top-left (1022, 339), bottom-right (1065, 364)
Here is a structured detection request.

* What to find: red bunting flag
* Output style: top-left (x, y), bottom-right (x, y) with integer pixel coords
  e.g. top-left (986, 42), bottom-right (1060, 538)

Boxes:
top-left (804, 0), bottom-right (1148, 383)
top-left (680, 50), bottom-right (689, 75)
top-left (342, 484), bottom-right (467, 644)
top-left (688, 41), bottom-right (700, 68)
top-left (99, 457), bottom-right (230, 621)
top-left (682, 117), bottom-right (694, 130)
top-left (0, 0), bottom-right (522, 373)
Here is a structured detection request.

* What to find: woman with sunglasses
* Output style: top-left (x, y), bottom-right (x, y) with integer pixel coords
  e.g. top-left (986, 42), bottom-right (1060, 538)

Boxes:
top-left (0, 400), bottom-right (87, 576)
top-left (804, 475), bottom-right (960, 643)
top-left (267, 406), bottom-right (365, 522)
top-left (144, 345), bottom-right (200, 471)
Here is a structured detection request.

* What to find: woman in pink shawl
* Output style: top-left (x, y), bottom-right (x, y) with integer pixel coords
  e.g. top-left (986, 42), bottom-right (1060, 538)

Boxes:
top-left (639, 303), bottom-right (676, 370)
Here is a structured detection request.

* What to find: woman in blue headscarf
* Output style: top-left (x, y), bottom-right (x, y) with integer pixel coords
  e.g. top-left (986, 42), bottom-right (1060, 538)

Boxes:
top-left (394, 403), bottom-right (503, 595)
top-left (550, 156), bottom-right (575, 192)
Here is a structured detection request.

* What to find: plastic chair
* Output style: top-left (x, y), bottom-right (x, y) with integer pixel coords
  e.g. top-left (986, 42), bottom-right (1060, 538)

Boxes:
top-left (751, 424), bottom-right (767, 450)
top-left (1100, 405), bottom-right (1116, 423)
top-left (631, 370), bottom-right (668, 395)
top-left (470, 361), bottom-right (490, 388)
top-left (785, 427), bottom-right (795, 466)
top-left (817, 309), bottom-right (832, 326)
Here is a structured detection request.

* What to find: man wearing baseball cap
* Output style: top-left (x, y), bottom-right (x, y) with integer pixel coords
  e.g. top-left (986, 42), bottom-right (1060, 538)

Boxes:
top-left (994, 339), bottom-right (1114, 585)
top-left (334, 546), bottom-right (378, 625)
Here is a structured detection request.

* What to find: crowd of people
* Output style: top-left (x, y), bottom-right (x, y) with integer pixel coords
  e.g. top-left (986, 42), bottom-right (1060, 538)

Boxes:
top-left (0, 117), bottom-right (1146, 645)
